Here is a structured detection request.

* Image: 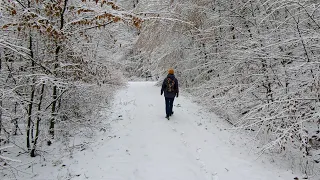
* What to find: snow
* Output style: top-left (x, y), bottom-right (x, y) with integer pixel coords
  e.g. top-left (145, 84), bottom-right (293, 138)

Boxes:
top-left (2, 81), bottom-right (298, 180)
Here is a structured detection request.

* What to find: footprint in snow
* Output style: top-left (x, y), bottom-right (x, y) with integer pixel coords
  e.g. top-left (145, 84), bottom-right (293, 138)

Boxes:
top-left (181, 139), bottom-right (188, 147)
top-left (212, 172), bottom-right (219, 180)
top-left (199, 161), bottom-right (206, 168)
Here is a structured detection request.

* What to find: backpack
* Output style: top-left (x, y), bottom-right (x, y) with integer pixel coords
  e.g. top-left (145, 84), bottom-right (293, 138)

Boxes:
top-left (167, 77), bottom-right (175, 92)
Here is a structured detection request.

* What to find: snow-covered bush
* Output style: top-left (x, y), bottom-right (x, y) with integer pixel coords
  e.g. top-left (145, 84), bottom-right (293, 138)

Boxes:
top-left (0, 1), bottom-right (136, 174)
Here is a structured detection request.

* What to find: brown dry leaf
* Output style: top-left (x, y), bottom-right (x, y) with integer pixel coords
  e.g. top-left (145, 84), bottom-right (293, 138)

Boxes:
top-left (2, 24), bottom-right (10, 29)
top-left (113, 16), bottom-right (121, 22)
top-left (112, 5), bottom-right (119, 10)
top-left (132, 17), bottom-right (142, 29)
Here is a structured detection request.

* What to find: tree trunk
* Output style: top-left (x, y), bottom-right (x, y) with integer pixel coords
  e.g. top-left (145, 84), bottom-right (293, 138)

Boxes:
top-left (48, 0), bottom-right (68, 140)
top-left (27, 32), bottom-right (35, 150)
top-left (0, 92), bottom-right (2, 138)
top-left (27, 85), bottom-right (35, 150)
top-left (49, 84), bottom-right (57, 139)
top-left (31, 83), bottom-right (45, 157)
top-left (0, 48), bottom-right (2, 137)
top-left (49, 44), bottom-right (60, 140)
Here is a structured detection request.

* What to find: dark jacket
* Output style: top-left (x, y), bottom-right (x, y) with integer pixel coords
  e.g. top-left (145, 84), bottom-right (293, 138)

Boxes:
top-left (161, 74), bottom-right (179, 98)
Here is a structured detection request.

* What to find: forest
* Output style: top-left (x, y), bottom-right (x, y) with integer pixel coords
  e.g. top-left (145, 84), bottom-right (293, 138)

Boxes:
top-left (1, 0), bottom-right (320, 179)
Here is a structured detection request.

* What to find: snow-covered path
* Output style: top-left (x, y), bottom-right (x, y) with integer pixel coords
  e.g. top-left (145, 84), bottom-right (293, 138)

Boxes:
top-left (66, 82), bottom-right (295, 180)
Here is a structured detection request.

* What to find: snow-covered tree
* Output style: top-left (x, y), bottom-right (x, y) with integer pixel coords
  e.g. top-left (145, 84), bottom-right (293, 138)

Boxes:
top-left (0, 0), bottom-right (141, 164)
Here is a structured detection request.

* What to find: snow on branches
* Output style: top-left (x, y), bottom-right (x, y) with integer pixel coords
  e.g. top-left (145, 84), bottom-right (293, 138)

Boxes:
top-left (126, 0), bottom-right (320, 176)
top-left (0, 0), bottom-right (131, 168)
top-left (1, 0), bottom-right (142, 40)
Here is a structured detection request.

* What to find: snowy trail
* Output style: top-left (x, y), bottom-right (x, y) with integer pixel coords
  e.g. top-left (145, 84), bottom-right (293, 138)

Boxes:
top-left (65, 82), bottom-right (295, 180)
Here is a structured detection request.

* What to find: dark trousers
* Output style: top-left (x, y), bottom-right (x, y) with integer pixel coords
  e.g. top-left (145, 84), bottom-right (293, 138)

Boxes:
top-left (165, 97), bottom-right (175, 116)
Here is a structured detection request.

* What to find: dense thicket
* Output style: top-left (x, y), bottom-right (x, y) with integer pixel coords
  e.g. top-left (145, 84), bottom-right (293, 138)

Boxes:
top-left (124, 0), bottom-right (320, 176)
top-left (0, 0), bottom-right (140, 169)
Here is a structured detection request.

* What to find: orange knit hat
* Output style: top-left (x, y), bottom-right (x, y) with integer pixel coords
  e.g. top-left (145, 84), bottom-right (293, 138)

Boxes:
top-left (168, 68), bottom-right (174, 75)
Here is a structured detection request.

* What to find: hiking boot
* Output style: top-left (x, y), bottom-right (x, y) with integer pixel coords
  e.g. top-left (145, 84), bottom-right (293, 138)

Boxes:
top-left (165, 115), bottom-right (170, 120)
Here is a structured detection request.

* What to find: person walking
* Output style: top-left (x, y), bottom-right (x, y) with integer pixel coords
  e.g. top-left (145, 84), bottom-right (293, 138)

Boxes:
top-left (161, 68), bottom-right (179, 120)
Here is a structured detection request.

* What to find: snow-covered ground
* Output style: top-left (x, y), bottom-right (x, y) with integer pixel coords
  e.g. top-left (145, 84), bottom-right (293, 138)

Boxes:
top-left (3, 82), bottom-right (299, 180)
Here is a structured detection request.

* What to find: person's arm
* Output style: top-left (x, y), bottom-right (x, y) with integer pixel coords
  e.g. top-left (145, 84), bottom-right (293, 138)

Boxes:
top-left (161, 78), bottom-right (166, 95)
top-left (175, 79), bottom-right (179, 97)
